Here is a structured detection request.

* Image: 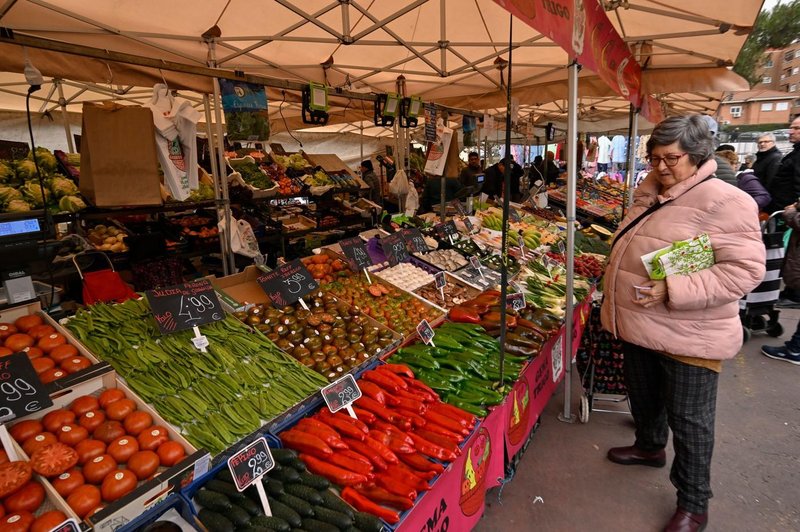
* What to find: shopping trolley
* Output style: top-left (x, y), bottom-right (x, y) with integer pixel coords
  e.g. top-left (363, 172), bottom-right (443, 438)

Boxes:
top-left (740, 210), bottom-right (785, 342)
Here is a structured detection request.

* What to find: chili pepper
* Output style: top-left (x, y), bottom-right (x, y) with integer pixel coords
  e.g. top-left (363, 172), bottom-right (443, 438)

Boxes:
top-left (407, 432), bottom-right (457, 462)
top-left (414, 429), bottom-right (460, 453)
top-left (404, 378), bottom-right (439, 401)
top-left (385, 464), bottom-right (429, 491)
top-left (380, 363), bottom-right (415, 378)
top-left (371, 368), bottom-right (408, 390)
top-left (428, 402), bottom-right (476, 427)
top-left (398, 452), bottom-right (444, 474)
top-left (361, 370), bottom-right (400, 392)
top-left (341, 487), bottom-right (400, 524)
top-left (383, 432), bottom-right (416, 455)
top-left (356, 396), bottom-right (410, 427)
top-left (503, 342), bottom-right (537, 357)
top-left (331, 411), bottom-right (371, 433)
top-left (425, 410), bottom-right (470, 433)
top-left (280, 429), bottom-right (333, 458)
top-left (375, 473), bottom-right (418, 500)
top-left (459, 301), bottom-right (490, 314)
top-left (423, 420), bottom-right (466, 442)
top-left (448, 305), bottom-right (483, 324)
top-left (516, 319), bottom-right (549, 337)
top-left (371, 421), bottom-right (414, 445)
top-left (328, 452), bottom-right (374, 476)
top-left (295, 419), bottom-right (349, 450)
top-left (340, 449), bottom-right (372, 467)
top-left (352, 407), bottom-right (377, 425)
top-left (354, 485), bottom-right (414, 511)
top-left (341, 438), bottom-right (388, 471)
top-left (395, 460), bottom-right (437, 481)
top-left (506, 332), bottom-right (540, 349)
top-left (299, 454), bottom-right (369, 486)
top-left (395, 407), bottom-right (427, 429)
top-left (315, 414), bottom-right (366, 441)
top-left (365, 436), bottom-right (399, 464)
top-left (395, 396), bottom-right (426, 414)
top-left (368, 430), bottom-right (391, 446)
top-left (396, 387), bottom-right (429, 403)
top-left (358, 380), bottom-right (389, 405)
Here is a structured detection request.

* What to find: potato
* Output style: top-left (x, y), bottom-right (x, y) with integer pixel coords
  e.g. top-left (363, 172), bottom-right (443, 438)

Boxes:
top-left (107, 227), bottom-right (119, 236)
top-left (100, 243), bottom-right (112, 250)
top-left (110, 242), bottom-right (123, 252)
top-left (104, 236), bottom-right (117, 244)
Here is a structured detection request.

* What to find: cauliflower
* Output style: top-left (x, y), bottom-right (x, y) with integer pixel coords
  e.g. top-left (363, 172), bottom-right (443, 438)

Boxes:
top-left (49, 175), bottom-right (79, 198)
top-left (28, 147), bottom-right (57, 173)
top-left (58, 195), bottom-right (87, 212)
top-left (21, 181), bottom-right (50, 207)
top-left (5, 199), bottom-right (31, 213)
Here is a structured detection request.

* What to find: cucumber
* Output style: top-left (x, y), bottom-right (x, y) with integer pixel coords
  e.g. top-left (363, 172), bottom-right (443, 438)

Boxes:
top-left (278, 493), bottom-right (315, 518)
top-left (271, 466), bottom-right (301, 484)
top-left (270, 499), bottom-right (303, 528)
top-left (285, 484), bottom-right (324, 505)
top-left (198, 509), bottom-right (235, 532)
top-left (227, 505), bottom-right (252, 527)
top-left (318, 490), bottom-right (355, 519)
top-left (298, 472), bottom-right (330, 490)
top-left (300, 519), bottom-right (339, 532)
top-left (287, 458), bottom-right (307, 472)
top-left (236, 495), bottom-right (263, 516)
top-left (263, 478), bottom-right (285, 498)
top-left (195, 489), bottom-right (232, 512)
top-left (215, 468), bottom-right (234, 483)
top-left (312, 506), bottom-right (354, 529)
top-left (250, 515), bottom-right (291, 532)
top-left (271, 448), bottom-right (299, 464)
top-left (206, 479), bottom-right (247, 502)
top-left (354, 511), bottom-right (386, 532)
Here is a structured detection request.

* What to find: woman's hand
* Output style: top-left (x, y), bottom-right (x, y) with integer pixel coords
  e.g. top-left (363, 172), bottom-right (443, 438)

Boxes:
top-left (633, 280), bottom-right (667, 308)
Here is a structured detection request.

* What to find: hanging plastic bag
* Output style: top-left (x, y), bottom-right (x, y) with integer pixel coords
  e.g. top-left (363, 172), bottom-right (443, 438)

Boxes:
top-left (405, 185), bottom-right (420, 216)
top-left (219, 217), bottom-right (261, 258)
top-left (389, 168), bottom-right (410, 197)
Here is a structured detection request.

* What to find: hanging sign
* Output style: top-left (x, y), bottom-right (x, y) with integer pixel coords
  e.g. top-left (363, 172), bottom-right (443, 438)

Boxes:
top-left (146, 279), bottom-right (223, 335)
top-left (424, 103), bottom-right (437, 142)
top-left (321, 374), bottom-right (362, 419)
top-left (257, 260), bottom-right (318, 308)
top-left (402, 228), bottom-right (429, 254)
top-left (340, 238), bottom-right (373, 272)
top-left (382, 232), bottom-right (410, 266)
top-left (0, 352), bottom-right (53, 423)
top-left (219, 79), bottom-right (270, 141)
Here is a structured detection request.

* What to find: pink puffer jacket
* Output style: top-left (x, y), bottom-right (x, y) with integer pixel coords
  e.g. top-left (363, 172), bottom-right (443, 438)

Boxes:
top-left (600, 159), bottom-right (766, 360)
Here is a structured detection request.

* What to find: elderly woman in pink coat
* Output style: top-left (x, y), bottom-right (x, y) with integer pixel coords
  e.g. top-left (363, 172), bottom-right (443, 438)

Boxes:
top-left (601, 115), bottom-right (766, 532)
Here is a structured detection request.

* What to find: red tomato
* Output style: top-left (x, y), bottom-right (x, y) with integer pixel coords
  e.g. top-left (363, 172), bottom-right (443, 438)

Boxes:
top-left (30, 357), bottom-right (54, 375)
top-left (36, 333), bottom-right (66, 354)
top-left (126, 451), bottom-right (159, 481)
top-left (8, 421), bottom-right (42, 444)
top-left (100, 469), bottom-right (137, 503)
top-left (21, 433), bottom-right (57, 456)
top-left (21, 347), bottom-right (43, 360)
top-left (122, 411), bottom-right (152, 436)
top-left (0, 323), bottom-right (18, 341)
top-left (82, 454), bottom-right (117, 485)
top-left (70, 395), bottom-right (100, 416)
top-left (13, 315), bottom-right (41, 333)
top-left (31, 510), bottom-right (68, 532)
top-left (0, 450), bottom-right (7, 465)
top-left (0, 501), bottom-right (4, 517)
top-left (0, 511), bottom-right (35, 532)
top-left (66, 484), bottom-right (101, 518)
top-left (0, 347), bottom-right (12, 357)
top-left (92, 421), bottom-right (125, 444)
top-left (42, 409), bottom-right (76, 433)
top-left (98, 389), bottom-right (125, 409)
top-left (137, 426), bottom-right (169, 452)
top-left (48, 344), bottom-right (78, 363)
top-left (74, 440), bottom-right (106, 466)
top-left (156, 441), bottom-right (185, 468)
top-left (0, 462), bottom-right (32, 499)
top-left (30, 443), bottom-right (78, 478)
top-left (105, 399), bottom-right (135, 421)
top-left (107, 437), bottom-right (139, 464)
top-left (3, 481), bottom-right (44, 513)
top-left (57, 424), bottom-right (89, 447)
top-left (78, 410), bottom-right (106, 433)
top-left (26, 325), bottom-right (55, 341)
top-left (60, 356), bottom-right (92, 374)
top-left (38, 368), bottom-right (67, 384)
top-left (51, 468), bottom-right (84, 497)
top-left (4, 334), bottom-right (34, 352)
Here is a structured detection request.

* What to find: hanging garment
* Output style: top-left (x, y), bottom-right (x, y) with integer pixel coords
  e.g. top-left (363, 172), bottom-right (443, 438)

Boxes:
top-left (597, 136), bottom-right (612, 164)
top-left (611, 135), bottom-right (628, 164)
top-left (637, 134), bottom-right (651, 162)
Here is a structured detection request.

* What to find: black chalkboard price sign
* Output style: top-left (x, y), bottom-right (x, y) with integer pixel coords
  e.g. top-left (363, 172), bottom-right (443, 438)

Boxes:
top-left (340, 237), bottom-right (373, 272)
top-left (416, 319), bottom-right (436, 345)
top-left (321, 374), bottom-right (362, 416)
top-left (463, 217), bottom-right (474, 234)
top-left (146, 279), bottom-right (224, 335)
top-left (0, 352), bottom-right (53, 423)
top-left (434, 271), bottom-right (446, 289)
top-left (434, 221), bottom-right (458, 241)
top-left (381, 232), bottom-right (409, 266)
top-left (450, 199), bottom-right (466, 216)
top-left (49, 519), bottom-right (80, 532)
top-left (227, 436), bottom-right (275, 492)
top-left (506, 292), bottom-right (526, 311)
top-left (402, 228), bottom-right (429, 254)
top-left (509, 208), bottom-right (521, 223)
top-left (257, 260), bottom-right (319, 307)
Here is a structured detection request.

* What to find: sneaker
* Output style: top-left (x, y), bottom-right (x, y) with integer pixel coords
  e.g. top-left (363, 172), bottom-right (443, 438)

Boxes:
top-left (761, 345), bottom-right (800, 365)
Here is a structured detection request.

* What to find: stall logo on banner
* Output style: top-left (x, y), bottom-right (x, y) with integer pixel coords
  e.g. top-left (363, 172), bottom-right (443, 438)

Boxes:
top-left (424, 103), bottom-right (437, 142)
top-left (493, 0), bottom-right (664, 123)
top-left (218, 79), bottom-right (270, 141)
top-left (460, 427), bottom-right (491, 516)
top-left (507, 379), bottom-right (531, 446)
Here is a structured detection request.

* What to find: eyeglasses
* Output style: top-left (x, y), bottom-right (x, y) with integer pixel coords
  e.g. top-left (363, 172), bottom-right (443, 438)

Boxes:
top-left (646, 153), bottom-right (687, 167)
top-left (757, 140), bottom-right (774, 145)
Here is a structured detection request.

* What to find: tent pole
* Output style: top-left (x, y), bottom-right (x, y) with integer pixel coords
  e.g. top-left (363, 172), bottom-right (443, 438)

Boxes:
top-left (559, 60), bottom-right (579, 424)
top-left (625, 105), bottom-right (639, 210)
top-left (498, 13), bottom-right (513, 389)
top-left (203, 94), bottom-right (229, 271)
top-left (54, 80), bottom-right (75, 153)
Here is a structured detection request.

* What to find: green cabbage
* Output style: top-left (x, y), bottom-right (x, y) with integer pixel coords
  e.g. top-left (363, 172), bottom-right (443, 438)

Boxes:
top-left (58, 195), bottom-right (87, 212)
top-left (50, 175), bottom-right (79, 198)
top-left (28, 147), bottom-right (57, 173)
top-left (0, 186), bottom-right (22, 205)
top-left (5, 199), bottom-right (31, 213)
top-left (21, 181), bottom-right (50, 207)
top-left (15, 159), bottom-right (38, 180)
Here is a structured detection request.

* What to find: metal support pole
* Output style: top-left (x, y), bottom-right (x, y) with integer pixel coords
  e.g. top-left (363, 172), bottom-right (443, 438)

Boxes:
top-left (625, 105), bottom-right (639, 210)
top-left (439, 0), bottom-right (447, 73)
top-left (559, 60), bottom-right (580, 424)
top-left (55, 80), bottom-right (75, 153)
top-left (203, 94), bottom-right (229, 269)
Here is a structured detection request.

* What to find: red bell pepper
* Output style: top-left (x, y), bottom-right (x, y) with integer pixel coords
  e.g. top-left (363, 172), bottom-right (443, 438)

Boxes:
top-left (387, 463), bottom-right (430, 491)
top-left (371, 367), bottom-right (409, 390)
top-left (340, 449), bottom-right (372, 466)
top-left (342, 438), bottom-right (388, 471)
top-left (394, 408), bottom-right (427, 429)
top-left (414, 428), bottom-right (460, 453)
top-left (329, 452), bottom-right (374, 476)
top-left (351, 407), bottom-right (377, 425)
top-left (398, 452), bottom-right (444, 474)
top-left (315, 414), bottom-right (366, 441)
top-left (428, 402), bottom-right (476, 428)
top-left (449, 305), bottom-right (483, 324)
top-left (361, 370), bottom-right (401, 392)
top-left (408, 432), bottom-right (458, 462)
top-left (365, 436), bottom-right (399, 464)
top-left (280, 429), bottom-right (333, 458)
top-left (380, 363), bottom-right (415, 378)
top-left (375, 473), bottom-right (418, 500)
top-left (341, 487), bottom-right (400, 524)
top-left (299, 454), bottom-right (369, 486)
top-left (295, 419), bottom-right (349, 450)
top-left (354, 485), bottom-right (414, 511)
top-left (395, 396), bottom-right (426, 414)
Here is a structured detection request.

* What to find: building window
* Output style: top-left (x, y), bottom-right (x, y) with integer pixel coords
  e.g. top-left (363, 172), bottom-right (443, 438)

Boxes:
top-left (765, 57), bottom-right (774, 67)
top-left (786, 51), bottom-right (794, 62)
top-left (782, 72), bottom-right (788, 80)
top-left (794, 67), bottom-right (800, 75)
top-left (792, 84), bottom-right (798, 93)
top-left (762, 76), bottom-right (772, 84)
top-left (777, 102), bottom-right (789, 111)
top-left (795, 50), bottom-right (800, 59)
top-left (761, 102), bottom-right (774, 111)
top-left (730, 106), bottom-right (742, 118)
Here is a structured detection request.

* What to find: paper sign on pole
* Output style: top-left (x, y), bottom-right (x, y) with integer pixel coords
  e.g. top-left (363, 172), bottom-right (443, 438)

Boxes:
top-left (424, 125), bottom-right (453, 176)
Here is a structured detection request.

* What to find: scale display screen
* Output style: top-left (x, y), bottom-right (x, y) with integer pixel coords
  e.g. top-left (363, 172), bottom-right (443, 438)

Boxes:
top-left (0, 219), bottom-right (41, 238)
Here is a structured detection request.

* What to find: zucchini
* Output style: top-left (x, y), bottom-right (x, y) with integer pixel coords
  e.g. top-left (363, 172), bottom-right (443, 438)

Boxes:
top-left (271, 466), bottom-right (301, 484)
top-left (263, 478), bottom-right (285, 498)
top-left (285, 484), bottom-right (324, 505)
top-left (298, 472), bottom-right (330, 490)
top-left (278, 493), bottom-right (314, 518)
top-left (312, 506), bottom-right (354, 529)
top-left (236, 495), bottom-right (262, 517)
top-left (206, 479), bottom-right (247, 502)
top-left (198, 509), bottom-right (235, 532)
top-left (354, 511), bottom-right (386, 532)
top-left (319, 490), bottom-right (355, 519)
top-left (271, 448), bottom-right (299, 464)
top-left (250, 515), bottom-right (291, 532)
top-left (300, 519), bottom-right (339, 532)
top-left (195, 489), bottom-right (232, 512)
top-left (269, 499), bottom-right (303, 528)
top-left (227, 505), bottom-right (252, 527)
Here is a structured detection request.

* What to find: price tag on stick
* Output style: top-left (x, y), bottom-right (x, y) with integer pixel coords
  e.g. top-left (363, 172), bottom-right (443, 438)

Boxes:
top-left (518, 235), bottom-right (526, 260)
top-left (417, 319), bottom-right (436, 347)
top-left (257, 260), bottom-right (319, 308)
top-left (321, 374), bottom-right (362, 419)
top-left (228, 437), bottom-right (275, 515)
top-left (506, 292), bottom-right (526, 311)
top-left (402, 228), bottom-right (429, 254)
top-left (49, 519), bottom-right (80, 532)
top-left (146, 279), bottom-right (224, 336)
top-left (434, 272), bottom-right (446, 301)
top-left (463, 217), bottom-right (474, 234)
top-left (470, 256), bottom-right (485, 281)
top-left (381, 232), bottom-right (409, 266)
top-left (340, 238), bottom-right (374, 272)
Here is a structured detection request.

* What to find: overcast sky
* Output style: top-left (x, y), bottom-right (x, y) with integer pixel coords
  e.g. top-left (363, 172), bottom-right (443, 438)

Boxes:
top-left (762, 0), bottom-right (780, 11)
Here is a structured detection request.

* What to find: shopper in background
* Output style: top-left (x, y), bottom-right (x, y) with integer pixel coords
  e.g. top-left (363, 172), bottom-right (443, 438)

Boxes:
top-left (601, 115), bottom-right (765, 532)
top-left (536, 151), bottom-right (561, 187)
top-left (752, 133), bottom-right (782, 191)
top-left (739, 153), bottom-right (755, 172)
top-left (359, 159), bottom-right (382, 205)
top-left (712, 145), bottom-right (737, 186)
top-left (765, 117), bottom-right (800, 213)
top-left (459, 151), bottom-right (484, 190)
top-left (419, 174), bottom-right (462, 213)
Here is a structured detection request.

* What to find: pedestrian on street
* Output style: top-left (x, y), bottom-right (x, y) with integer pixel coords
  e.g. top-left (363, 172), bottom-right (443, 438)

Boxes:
top-left (601, 115), bottom-right (766, 532)
top-left (752, 133), bottom-right (783, 191)
top-left (765, 117), bottom-right (800, 213)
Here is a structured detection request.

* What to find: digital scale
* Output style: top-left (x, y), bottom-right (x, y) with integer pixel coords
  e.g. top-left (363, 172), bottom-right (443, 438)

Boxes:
top-left (0, 213), bottom-right (52, 306)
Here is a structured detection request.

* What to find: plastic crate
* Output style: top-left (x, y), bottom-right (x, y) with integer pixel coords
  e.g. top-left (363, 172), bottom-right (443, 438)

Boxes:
top-left (116, 494), bottom-right (198, 532)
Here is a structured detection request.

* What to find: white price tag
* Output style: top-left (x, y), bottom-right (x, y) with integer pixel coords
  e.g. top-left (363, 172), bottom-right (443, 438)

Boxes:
top-left (552, 334), bottom-right (564, 383)
top-left (191, 335), bottom-right (210, 350)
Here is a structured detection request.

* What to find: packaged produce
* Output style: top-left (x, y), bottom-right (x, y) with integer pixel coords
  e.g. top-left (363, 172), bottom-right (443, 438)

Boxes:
top-left (374, 262), bottom-right (434, 292)
top-left (543, 251), bottom-right (605, 279)
top-left (414, 249), bottom-right (469, 271)
top-left (63, 299), bottom-right (328, 454)
top-left (414, 278), bottom-right (479, 310)
top-left (452, 262), bottom-right (503, 290)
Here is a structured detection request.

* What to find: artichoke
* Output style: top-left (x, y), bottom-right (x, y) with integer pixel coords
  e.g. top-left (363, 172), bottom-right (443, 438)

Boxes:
top-left (21, 181), bottom-right (50, 207)
top-left (0, 161), bottom-right (12, 182)
top-left (58, 195), bottom-right (87, 213)
top-left (28, 147), bottom-right (57, 173)
top-left (5, 199), bottom-right (31, 213)
top-left (0, 186), bottom-right (22, 205)
top-left (49, 175), bottom-right (79, 198)
top-left (15, 159), bottom-right (38, 180)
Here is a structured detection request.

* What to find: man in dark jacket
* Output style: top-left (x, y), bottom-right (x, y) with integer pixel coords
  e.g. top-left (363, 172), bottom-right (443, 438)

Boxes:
top-left (753, 133), bottom-right (783, 190)
top-left (766, 117), bottom-right (800, 213)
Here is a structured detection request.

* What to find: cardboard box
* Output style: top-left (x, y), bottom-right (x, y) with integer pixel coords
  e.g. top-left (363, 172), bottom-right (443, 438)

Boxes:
top-left (206, 265), bottom-right (271, 313)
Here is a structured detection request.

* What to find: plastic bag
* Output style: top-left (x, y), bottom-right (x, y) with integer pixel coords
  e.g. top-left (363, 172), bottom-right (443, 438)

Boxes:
top-left (389, 168), bottom-right (410, 197)
top-left (219, 217), bottom-right (261, 258)
top-left (404, 185), bottom-right (420, 216)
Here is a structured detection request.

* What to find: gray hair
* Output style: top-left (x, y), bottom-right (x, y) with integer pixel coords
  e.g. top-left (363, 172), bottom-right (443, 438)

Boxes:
top-left (646, 115), bottom-right (715, 166)
top-left (745, 154), bottom-right (756, 163)
top-left (757, 132), bottom-right (776, 142)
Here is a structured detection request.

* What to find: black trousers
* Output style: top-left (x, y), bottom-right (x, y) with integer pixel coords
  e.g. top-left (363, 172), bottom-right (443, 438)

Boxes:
top-left (623, 342), bottom-right (719, 514)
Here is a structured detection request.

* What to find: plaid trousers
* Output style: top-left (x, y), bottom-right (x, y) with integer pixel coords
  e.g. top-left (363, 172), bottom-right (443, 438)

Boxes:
top-left (623, 342), bottom-right (719, 514)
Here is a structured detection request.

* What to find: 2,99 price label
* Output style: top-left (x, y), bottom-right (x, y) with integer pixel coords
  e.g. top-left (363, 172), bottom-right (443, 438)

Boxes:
top-left (257, 260), bottom-right (319, 308)
top-left (0, 352), bottom-right (52, 422)
top-left (506, 292), bottom-right (526, 311)
top-left (146, 279), bottom-right (224, 335)
top-left (321, 374), bottom-right (362, 414)
top-left (228, 437), bottom-right (275, 492)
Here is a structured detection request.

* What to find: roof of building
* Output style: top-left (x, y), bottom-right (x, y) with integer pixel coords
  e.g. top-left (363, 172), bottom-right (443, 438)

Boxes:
top-left (720, 89), bottom-right (796, 104)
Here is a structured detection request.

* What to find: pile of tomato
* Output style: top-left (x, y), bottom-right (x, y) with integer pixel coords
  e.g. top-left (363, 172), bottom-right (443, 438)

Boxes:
top-left (8, 388), bottom-right (188, 520)
top-left (0, 455), bottom-right (70, 531)
top-left (0, 314), bottom-right (93, 384)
